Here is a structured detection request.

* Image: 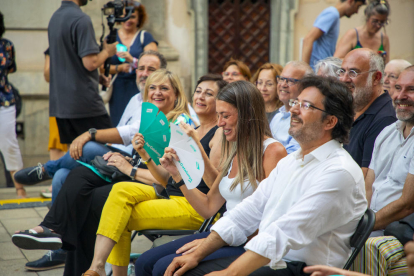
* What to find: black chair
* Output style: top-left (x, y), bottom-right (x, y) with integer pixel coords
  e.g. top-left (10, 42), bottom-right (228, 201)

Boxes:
top-left (343, 208), bottom-right (376, 269)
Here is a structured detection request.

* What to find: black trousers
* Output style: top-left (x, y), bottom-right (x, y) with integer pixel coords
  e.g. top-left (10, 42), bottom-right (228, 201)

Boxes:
top-left (184, 255), bottom-right (310, 276)
top-left (40, 166), bottom-right (114, 276)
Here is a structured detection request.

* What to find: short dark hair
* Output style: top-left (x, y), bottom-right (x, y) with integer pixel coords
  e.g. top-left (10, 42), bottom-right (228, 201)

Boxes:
top-left (138, 50), bottom-right (167, 69)
top-left (196, 74), bottom-right (228, 91)
top-left (0, 12), bottom-right (4, 39)
top-left (298, 76), bottom-right (354, 144)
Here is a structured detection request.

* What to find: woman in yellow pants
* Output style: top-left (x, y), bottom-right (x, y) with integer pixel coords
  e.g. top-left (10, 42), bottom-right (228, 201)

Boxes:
top-left (82, 73), bottom-right (227, 276)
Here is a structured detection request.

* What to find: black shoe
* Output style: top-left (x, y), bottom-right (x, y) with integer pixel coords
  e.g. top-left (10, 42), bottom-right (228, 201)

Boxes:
top-left (14, 163), bottom-right (52, 185)
top-left (25, 249), bottom-right (66, 271)
top-left (12, 226), bottom-right (62, 250)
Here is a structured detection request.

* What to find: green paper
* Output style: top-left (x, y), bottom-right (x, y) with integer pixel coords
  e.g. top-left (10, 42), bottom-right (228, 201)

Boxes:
top-left (139, 102), bottom-right (171, 165)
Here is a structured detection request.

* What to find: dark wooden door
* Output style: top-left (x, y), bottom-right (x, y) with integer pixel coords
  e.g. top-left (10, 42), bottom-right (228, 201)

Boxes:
top-left (208, 0), bottom-right (271, 75)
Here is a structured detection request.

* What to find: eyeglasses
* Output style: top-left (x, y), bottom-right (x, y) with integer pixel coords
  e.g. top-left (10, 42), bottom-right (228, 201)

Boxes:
top-left (336, 69), bottom-right (377, 79)
top-left (256, 81), bottom-right (275, 89)
top-left (371, 18), bottom-right (388, 27)
top-left (276, 76), bottom-right (300, 86)
top-left (222, 72), bottom-right (242, 77)
top-left (289, 99), bottom-right (330, 114)
top-left (384, 73), bottom-right (398, 80)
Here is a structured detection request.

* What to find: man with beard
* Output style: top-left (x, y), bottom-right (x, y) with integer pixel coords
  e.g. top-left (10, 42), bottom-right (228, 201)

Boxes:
top-left (338, 48), bottom-right (396, 177)
top-left (269, 61), bottom-right (313, 154)
top-left (306, 66), bottom-right (414, 276)
top-left (164, 76), bottom-right (367, 276)
top-left (364, 66), bottom-right (414, 268)
top-left (383, 59), bottom-right (412, 97)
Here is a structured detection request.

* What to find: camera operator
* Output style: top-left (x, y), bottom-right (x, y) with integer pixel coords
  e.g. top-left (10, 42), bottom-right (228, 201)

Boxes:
top-left (48, 0), bottom-right (117, 147)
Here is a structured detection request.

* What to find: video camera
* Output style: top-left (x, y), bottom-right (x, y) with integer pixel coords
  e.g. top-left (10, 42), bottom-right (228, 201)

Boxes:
top-left (101, 0), bottom-right (135, 90)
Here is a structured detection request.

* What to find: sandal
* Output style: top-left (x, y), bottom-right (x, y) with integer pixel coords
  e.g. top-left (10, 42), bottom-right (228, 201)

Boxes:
top-left (12, 225), bottom-right (62, 250)
top-left (81, 270), bottom-right (101, 276)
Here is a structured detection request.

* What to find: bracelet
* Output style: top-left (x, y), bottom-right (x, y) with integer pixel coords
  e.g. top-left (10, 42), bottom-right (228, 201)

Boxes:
top-left (142, 157), bottom-right (152, 165)
top-left (115, 64), bottom-right (119, 73)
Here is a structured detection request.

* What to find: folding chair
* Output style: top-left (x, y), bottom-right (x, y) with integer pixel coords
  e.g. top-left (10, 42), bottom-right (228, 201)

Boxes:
top-left (343, 208), bottom-right (376, 269)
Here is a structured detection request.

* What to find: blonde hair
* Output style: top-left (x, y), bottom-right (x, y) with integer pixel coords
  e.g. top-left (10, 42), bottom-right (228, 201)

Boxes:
top-left (143, 69), bottom-right (190, 122)
top-left (218, 81), bottom-right (271, 192)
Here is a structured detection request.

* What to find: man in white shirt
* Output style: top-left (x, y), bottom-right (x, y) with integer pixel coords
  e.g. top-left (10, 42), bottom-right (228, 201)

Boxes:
top-left (366, 66), bottom-right (414, 235)
top-left (164, 76), bottom-right (367, 276)
top-left (269, 61), bottom-right (313, 154)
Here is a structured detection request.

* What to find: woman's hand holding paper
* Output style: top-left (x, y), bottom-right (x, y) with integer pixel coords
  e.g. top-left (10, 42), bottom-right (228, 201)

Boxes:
top-left (160, 147), bottom-right (181, 180)
top-left (132, 133), bottom-right (151, 160)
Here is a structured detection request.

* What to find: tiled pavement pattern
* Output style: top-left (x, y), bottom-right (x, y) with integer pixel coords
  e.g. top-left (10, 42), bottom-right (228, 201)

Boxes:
top-left (0, 186), bottom-right (152, 276)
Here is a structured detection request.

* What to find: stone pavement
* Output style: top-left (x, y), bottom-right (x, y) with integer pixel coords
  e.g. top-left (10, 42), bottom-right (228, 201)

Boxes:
top-left (0, 186), bottom-right (152, 276)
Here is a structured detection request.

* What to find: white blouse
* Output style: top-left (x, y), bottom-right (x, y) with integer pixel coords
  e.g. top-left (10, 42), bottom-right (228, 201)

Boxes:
top-left (219, 138), bottom-right (279, 212)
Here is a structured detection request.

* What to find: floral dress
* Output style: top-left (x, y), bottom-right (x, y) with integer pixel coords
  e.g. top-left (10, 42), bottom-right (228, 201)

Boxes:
top-left (0, 38), bottom-right (16, 107)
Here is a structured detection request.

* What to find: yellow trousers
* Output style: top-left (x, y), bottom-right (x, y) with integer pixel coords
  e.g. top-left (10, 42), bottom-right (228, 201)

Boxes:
top-left (97, 182), bottom-right (205, 266)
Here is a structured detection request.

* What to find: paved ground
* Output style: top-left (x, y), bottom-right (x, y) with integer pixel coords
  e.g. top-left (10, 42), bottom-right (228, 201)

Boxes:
top-left (0, 186), bottom-right (152, 276)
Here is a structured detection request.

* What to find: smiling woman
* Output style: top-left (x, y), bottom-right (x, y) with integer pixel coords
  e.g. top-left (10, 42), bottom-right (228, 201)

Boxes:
top-left (143, 69), bottom-right (191, 124)
top-left (334, 0), bottom-right (390, 64)
top-left (11, 72), bottom-right (223, 276)
top-left (251, 63), bottom-right (284, 124)
top-left (221, 58), bottom-right (251, 83)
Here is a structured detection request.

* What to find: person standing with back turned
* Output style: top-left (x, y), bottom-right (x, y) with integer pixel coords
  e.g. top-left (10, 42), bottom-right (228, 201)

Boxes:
top-left (48, 0), bottom-right (117, 147)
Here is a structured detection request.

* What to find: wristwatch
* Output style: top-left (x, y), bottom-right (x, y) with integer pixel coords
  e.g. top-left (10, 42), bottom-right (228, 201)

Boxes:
top-left (130, 165), bottom-right (138, 180)
top-left (172, 178), bottom-right (185, 189)
top-left (89, 128), bottom-right (97, 141)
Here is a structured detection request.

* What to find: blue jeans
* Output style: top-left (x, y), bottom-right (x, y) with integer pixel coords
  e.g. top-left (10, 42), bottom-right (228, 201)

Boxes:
top-left (51, 169), bottom-right (70, 204)
top-left (44, 142), bottom-right (110, 177)
top-left (135, 231), bottom-right (245, 276)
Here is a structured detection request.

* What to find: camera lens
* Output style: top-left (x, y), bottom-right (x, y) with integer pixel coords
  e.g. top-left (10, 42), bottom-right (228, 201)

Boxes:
top-left (103, 7), bottom-right (114, 15)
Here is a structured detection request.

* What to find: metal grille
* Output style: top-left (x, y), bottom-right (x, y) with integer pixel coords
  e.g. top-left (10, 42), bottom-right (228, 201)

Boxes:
top-left (208, 0), bottom-right (271, 75)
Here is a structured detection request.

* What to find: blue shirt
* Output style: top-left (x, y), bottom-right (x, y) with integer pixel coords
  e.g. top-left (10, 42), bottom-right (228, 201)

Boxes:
top-left (0, 38), bottom-right (16, 107)
top-left (309, 6), bottom-right (340, 70)
top-left (269, 105), bottom-right (300, 154)
top-left (343, 92), bottom-right (397, 167)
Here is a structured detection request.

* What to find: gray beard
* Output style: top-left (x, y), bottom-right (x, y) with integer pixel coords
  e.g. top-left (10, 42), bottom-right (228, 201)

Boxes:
top-left (353, 82), bottom-right (374, 112)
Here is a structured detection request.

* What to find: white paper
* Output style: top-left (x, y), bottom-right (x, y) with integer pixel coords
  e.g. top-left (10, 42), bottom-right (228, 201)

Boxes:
top-left (169, 124), bottom-right (205, 189)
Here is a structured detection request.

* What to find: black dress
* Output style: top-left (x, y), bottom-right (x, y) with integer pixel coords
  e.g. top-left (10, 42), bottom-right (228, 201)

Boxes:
top-left (40, 125), bottom-right (218, 276)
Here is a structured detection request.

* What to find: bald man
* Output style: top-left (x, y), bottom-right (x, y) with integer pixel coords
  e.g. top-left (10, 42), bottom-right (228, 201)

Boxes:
top-left (383, 59), bottom-right (412, 96)
top-left (338, 48), bottom-right (396, 177)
